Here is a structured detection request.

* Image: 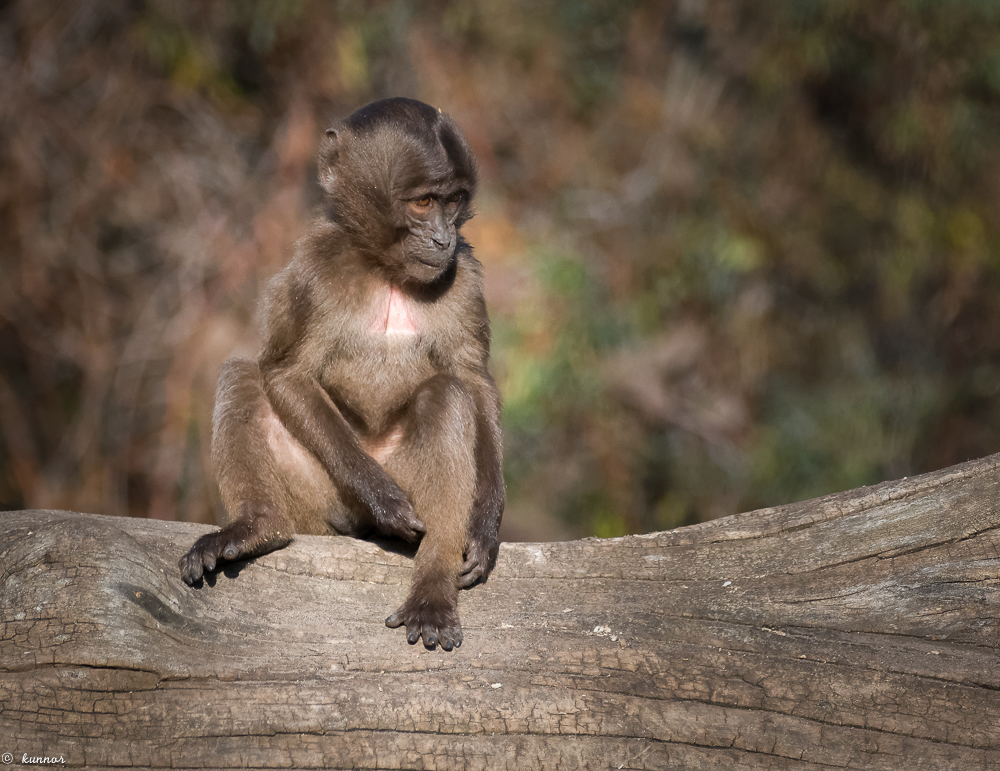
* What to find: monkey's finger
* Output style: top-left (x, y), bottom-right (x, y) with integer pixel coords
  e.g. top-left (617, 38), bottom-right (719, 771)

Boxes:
top-left (402, 508), bottom-right (426, 535)
top-left (421, 623), bottom-right (438, 649)
top-left (459, 556), bottom-right (480, 574)
top-left (396, 514), bottom-right (425, 541)
top-left (407, 525), bottom-right (425, 541)
top-left (458, 570), bottom-right (482, 588)
top-left (458, 558), bottom-right (486, 588)
top-left (388, 522), bottom-right (422, 543)
top-left (373, 499), bottom-right (425, 541)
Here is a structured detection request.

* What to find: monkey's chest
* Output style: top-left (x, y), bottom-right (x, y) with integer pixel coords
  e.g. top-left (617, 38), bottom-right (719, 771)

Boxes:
top-left (322, 336), bottom-right (436, 429)
top-left (319, 285), bottom-right (444, 431)
top-left (368, 285), bottom-right (418, 336)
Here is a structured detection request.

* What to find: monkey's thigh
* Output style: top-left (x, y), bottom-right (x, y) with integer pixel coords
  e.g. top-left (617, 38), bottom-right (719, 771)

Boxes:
top-left (383, 374), bottom-right (477, 562)
top-left (212, 358), bottom-right (341, 536)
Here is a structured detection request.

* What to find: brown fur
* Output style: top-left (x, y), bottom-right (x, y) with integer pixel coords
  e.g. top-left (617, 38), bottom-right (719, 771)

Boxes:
top-left (179, 98), bottom-right (504, 651)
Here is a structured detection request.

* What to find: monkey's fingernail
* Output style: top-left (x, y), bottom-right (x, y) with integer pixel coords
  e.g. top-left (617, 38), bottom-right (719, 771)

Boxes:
top-left (223, 544), bottom-right (239, 560)
top-left (407, 631), bottom-right (420, 645)
top-left (385, 613), bottom-right (401, 628)
top-left (203, 554), bottom-right (216, 572)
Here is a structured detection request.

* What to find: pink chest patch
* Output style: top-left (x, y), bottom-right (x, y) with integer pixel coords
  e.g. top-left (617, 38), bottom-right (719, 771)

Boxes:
top-left (371, 286), bottom-right (418, 336)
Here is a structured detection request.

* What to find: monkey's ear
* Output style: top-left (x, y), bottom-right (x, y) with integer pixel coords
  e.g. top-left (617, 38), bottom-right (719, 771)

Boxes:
top-left (318, 128), bottom-right (340, 195)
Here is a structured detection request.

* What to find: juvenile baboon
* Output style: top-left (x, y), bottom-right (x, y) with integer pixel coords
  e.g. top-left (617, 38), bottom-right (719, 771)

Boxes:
top-left (179, 98), bottom-right (504, 651)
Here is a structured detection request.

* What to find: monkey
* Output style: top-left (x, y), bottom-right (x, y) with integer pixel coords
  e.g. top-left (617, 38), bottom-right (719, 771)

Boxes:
top-left (178, 98), bottom-right (504, 651)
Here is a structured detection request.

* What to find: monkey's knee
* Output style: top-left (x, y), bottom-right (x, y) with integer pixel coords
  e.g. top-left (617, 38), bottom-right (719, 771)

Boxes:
top-left (408, 374), bottom-right (476, 443)
top-left (211, 357), bottom-right (289, 522)
top-left (219, 356), bottom-right (261, 382)
top-left (214, 358), bottom-right (266, 413)
top-left (396, 376), bottom-right (476, 497)
top-left (212, 359), bottom-right (271, 457)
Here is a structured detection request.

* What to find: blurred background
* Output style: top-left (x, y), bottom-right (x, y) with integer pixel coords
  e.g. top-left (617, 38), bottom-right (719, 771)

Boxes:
top-left (2, 0), bottom-right (1000, 542)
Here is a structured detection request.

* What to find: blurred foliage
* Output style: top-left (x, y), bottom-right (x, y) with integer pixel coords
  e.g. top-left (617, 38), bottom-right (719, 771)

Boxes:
top-left (1, 0), bottom-right (1000, 542)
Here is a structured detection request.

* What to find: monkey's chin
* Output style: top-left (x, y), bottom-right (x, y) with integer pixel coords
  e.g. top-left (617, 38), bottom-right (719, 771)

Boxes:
top-left (406, 253), bottom-right (454, 284)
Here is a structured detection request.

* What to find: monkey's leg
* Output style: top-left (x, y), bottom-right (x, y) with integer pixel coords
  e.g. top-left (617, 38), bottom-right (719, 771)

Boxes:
top-left (384, 374), bottom-right (477, 650)
top-left (263, 369), bottom-right (425, 543)
top-left (179, 358), bottom-right (298, 585)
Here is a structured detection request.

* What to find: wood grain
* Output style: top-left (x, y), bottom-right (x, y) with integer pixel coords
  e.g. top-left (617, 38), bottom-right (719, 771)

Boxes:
top-left (3, 454), bottom-right (1000, 769)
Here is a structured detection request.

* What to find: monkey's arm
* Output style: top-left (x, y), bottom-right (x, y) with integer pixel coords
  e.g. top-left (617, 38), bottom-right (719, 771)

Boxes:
top-left (459, 373), bottom-right (505, 587)
top-left (261, 365), bottom-right (425, 541)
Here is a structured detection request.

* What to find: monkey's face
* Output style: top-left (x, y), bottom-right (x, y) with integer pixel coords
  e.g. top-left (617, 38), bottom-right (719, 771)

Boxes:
top-left (318, 98), bottom-right (478, 286)
top-left (394, 191), bottom-right (467, 282)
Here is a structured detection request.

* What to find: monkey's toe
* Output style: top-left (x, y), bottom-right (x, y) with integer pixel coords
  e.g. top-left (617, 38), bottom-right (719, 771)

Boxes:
top-left (385, 603), bottom-right (462, 651)
top-left (438, 624), bottom-right (462, 651)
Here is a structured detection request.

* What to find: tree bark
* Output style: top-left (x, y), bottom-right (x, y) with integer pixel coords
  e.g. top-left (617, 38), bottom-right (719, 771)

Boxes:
top-left (3, 454), bottom-right (1000, 769)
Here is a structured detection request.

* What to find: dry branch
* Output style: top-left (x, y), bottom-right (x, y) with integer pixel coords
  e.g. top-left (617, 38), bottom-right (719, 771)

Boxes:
top-left (3, 454), bottom-right (1000, 769)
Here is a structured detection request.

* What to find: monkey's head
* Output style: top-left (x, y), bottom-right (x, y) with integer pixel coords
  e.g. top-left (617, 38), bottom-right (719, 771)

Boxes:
top-left (319, 98), bottom-right (478, 285)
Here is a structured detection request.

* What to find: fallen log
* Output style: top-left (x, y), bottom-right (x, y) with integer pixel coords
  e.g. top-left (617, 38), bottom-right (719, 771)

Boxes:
top-left (2, 453), bottom-right (1000, 769)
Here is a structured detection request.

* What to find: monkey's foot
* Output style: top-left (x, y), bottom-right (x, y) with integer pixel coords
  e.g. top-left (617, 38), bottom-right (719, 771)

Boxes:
top-left (179, 521), bottom-right (291, 585)
top-left (385, 595), bottom-right (462, 651)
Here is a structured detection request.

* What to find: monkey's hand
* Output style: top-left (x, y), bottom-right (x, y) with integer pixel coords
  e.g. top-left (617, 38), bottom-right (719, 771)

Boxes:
top-left (179, 520), bottom-right (292, 585)
top-left (355, 470), bottom-right (426, 542)
top-left (458, 532), bottom-right (499, 588)
top-left (386, 593), bottom-right (462, 651)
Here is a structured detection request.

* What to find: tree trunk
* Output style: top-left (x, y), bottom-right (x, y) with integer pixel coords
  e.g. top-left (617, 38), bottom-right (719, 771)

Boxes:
top-left (3, 454), bottom-right (1000, 769)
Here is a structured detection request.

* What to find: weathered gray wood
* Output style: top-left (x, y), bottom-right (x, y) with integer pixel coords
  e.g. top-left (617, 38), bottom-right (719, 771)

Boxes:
top-left (2, 454), bottom-right (1000, 769)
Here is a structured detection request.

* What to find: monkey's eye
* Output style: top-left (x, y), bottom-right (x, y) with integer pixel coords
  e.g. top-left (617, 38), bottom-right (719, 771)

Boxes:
top-left (408, 197), bottom-right (435, 216)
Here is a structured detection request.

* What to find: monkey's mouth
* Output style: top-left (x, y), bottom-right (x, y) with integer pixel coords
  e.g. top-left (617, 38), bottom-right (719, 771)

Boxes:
top-left (414, 251), bottom-right (452, 269)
